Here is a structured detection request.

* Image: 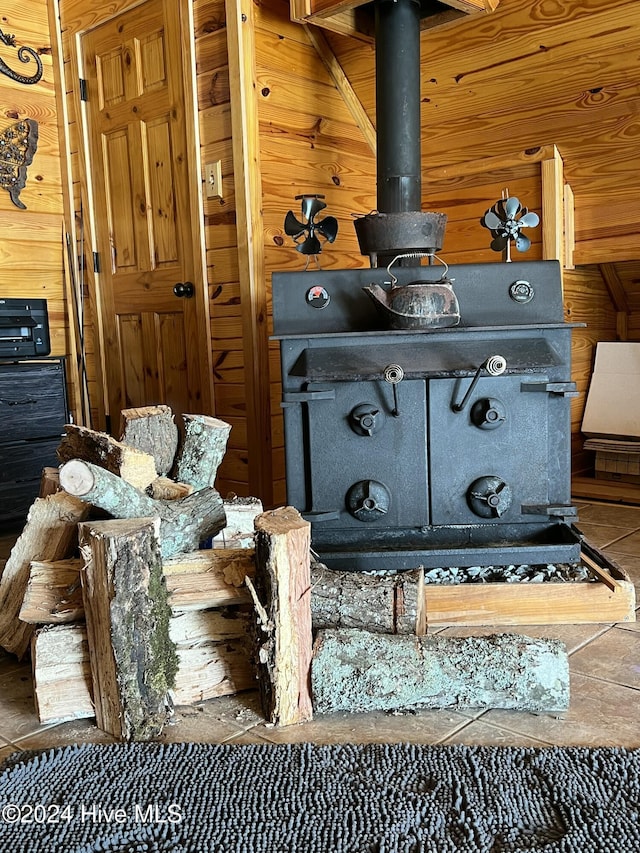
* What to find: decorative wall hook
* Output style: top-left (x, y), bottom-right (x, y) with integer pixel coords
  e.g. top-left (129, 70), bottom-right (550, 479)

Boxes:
top-left (0, 118), bottom-right (38, 208)
top-left (0, 28), bottom-right (43, 85)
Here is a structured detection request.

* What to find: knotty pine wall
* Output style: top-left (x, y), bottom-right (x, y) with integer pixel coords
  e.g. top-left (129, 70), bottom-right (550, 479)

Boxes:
top-left (0, 1), bottom-right (79, 420)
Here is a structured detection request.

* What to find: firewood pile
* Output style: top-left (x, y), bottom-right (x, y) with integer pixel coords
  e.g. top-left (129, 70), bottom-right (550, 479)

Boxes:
top-left (0, 406), bottom-right (263, 740)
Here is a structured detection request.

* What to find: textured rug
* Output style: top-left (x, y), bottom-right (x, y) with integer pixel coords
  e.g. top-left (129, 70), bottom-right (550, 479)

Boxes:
top-left (1, 742), bottom-right (639, 852)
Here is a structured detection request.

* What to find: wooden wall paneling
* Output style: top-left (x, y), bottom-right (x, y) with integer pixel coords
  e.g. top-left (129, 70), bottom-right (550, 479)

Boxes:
top-left (226, 0), bottom-right (273, 504)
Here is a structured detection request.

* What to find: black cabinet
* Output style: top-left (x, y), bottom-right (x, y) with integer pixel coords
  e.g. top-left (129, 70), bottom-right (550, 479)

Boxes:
top-left (0, 359), bottom-right (67, 529)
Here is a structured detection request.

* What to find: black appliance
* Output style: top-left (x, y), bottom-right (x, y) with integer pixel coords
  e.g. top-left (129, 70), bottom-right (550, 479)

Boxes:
top-left (0, 297), bottom-right (50, 358)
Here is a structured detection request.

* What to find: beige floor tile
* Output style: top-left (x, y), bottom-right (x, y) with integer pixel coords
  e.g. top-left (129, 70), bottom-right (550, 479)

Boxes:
top-left (576, 503), bottom-right (640, 528)
top-left (10, 718), bottom-right (117, 750)
top-left (0, 658), bottom-right (51, 742)
top-left (158, 703), bottom-right (251, 744)
top-left (437, 623), bottom-right (611, 655)
top-left (569, 626), bottom-right (640, 689)
top-left (481, 673), bottom-right (640, 747)
top-left (440, 719), bottom-right (552, 747)
top-left (574, 522), bottom-right (635, 549)
top-left (0, 743), bottom-right (18, 766)
top-left (601, 529), bottom-right (640, 556)
top-left (252, 707), bottom-right (473, 745)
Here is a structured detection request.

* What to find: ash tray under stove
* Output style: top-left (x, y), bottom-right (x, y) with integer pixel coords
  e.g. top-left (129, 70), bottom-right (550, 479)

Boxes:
top-left (310, 521), bottom-right (583, 573)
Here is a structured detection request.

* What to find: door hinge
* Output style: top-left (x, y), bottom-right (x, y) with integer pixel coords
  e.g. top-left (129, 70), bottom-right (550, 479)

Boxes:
top-left (79, 78), bottom-right (88, 101)
top-left (93, 252), bottom-right (101, 273)
top-left (520, 381), bottom-right (579, 397)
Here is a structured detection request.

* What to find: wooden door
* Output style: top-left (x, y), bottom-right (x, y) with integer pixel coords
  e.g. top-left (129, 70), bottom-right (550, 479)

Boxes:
top-left (80, 0), bottom-right (213, 428)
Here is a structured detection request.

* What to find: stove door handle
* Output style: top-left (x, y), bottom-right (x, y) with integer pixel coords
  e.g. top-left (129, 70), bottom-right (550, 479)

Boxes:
top-left (452, 355), bottom-right (507, 413)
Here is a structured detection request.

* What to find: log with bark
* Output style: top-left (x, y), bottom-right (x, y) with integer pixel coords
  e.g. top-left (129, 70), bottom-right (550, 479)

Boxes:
top-left (311, 628), bottom-right (570, 714)
top-left (175, 414), bottom-right (232, 490)
top-left (0, 492), bottom-right (90, 657)
top-left (311, 563), bottom-right (425, 634)
top-left (249, 507), bottom-right (313, 726)
top-left (57, 424), bottom-right (157, 490)
top-left (59, 459), bottom-right (226, 558)
top-left (119, 404), bottom-right (179, 476)
top-left (79, 517), bottom-right (178, 741)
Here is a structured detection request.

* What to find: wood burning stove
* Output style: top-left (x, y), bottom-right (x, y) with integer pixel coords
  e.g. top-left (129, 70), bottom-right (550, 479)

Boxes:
top-left (272, 0), bottom-right (581, 572)
top-left (272, 259), bottom-right (582, 571)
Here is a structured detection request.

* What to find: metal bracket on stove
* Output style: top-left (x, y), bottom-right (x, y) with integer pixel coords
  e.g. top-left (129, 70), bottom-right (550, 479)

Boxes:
top-left (520, 381), bottom-right (579, 397)
top-left (281, 389), bottom-right (336, 406)
top-left (521, 503), bottom-right (578, 518)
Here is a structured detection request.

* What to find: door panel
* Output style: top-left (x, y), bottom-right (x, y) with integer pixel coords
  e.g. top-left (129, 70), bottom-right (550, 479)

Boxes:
top-left (81, 0), bottom-right (212, 423)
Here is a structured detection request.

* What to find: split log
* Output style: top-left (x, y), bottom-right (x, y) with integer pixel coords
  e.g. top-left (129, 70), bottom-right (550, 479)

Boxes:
top-left (119, 404), bottom-right (179, 476)
top-left (79, 517), bottom-right (178, 741)
top-left (212, 496), bottom-right (263, 549)
top-left (164, 548), bottom-right (255, 609)
top-left (311, 628), bottom-right (570, 714)
top-left (19, 558), bottom-right (83, 624)
top-left (171, 639), bottom-right (255, 705)
top-left (169, 606), bottom-right (251, 644)
top-left (30, 613), bottom-right (254, 723)
top-left (175, 414), bottom-right (231, 490)
top-left (39, 467), bottom-right (61, 497)
top-left (311, 563), bottom-right (425, 634)
top-left (148, 476), bottom-right (193, 501)
top-left (31, 625), bottom-right (94, 723)
top-left (59, 459), bottom-right (226, 557)
top-left (250, 507), bottom-right (313, 726)
top-left (57, 424), bottom-right (157, 490)
top-left (0, 492), bottom-right (90, 658)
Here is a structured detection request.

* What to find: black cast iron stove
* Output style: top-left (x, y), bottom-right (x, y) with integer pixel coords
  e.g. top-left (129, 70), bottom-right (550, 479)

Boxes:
top-left (272, 259), bottom-right (581, 572)
top-left (272, 0), bottom-right (581, 572)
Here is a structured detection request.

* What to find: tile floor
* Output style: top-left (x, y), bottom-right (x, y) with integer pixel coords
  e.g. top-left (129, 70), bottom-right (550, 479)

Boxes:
top-left (1, 499), bottom-right (640, 762)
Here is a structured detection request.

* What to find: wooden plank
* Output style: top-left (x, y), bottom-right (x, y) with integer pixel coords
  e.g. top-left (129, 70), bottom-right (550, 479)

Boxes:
top-left (303, 24), bottom-right (376, 155)
top-left (423, 575), bottom-right (636, 627)
top-left (572, 474), bottom-right (640, 506)
top-left (226, 0), bottom-right (273, 504)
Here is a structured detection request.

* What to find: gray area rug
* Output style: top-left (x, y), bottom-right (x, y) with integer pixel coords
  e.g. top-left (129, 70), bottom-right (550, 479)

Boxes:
top-left (0, 742), bottom-right (639, 852)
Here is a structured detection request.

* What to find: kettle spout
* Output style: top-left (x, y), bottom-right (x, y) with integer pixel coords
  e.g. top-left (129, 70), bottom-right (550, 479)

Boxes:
top-left (362, 283), bottom-right (391, 311)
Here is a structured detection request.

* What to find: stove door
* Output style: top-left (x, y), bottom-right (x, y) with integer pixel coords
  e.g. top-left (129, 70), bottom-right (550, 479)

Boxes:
top-left (304, 379), bottom-right (428, 528)
top-left (428, 374), bottom-right (551, 525)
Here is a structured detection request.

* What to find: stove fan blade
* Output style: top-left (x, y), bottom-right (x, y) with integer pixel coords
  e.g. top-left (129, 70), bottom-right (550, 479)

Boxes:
top-left (284, 194), bottom-right (338, 256)
top-left (481, 195), bottom-right (540, 262)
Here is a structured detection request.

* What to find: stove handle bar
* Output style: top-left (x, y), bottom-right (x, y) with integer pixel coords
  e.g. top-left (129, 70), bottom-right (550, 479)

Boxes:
top-left (281, 389), bottom-right (336, 406)
top-left (521, 503), bottom-right (578, 519)
top-left (520, 381), bottom-right (579, 397)
top-left (451, 355), bottom-right (507, 413)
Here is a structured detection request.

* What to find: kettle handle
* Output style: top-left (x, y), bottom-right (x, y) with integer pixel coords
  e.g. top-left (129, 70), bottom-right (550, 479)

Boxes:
top-left (386, 252), bottom-right (449, 287)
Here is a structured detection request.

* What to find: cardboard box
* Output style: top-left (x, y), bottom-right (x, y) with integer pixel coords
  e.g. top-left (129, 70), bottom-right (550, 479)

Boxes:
top-left (581, 343), bottom-right (640, 440)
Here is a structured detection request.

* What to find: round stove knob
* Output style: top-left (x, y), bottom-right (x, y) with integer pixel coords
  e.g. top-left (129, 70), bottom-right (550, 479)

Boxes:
top-left (467, 476), bottom-right (512, 518)
top-left (350, 404), bottom-right (383, 436)
top-left (346, 479), bottom-right (390, 522)
top-left (471, 397), bottom-right (507, 430)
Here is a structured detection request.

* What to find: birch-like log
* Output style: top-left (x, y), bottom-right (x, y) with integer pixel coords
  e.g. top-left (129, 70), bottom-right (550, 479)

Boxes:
top-left (59, 459), bottom-right (226, 557)
top-left (119, 404), bottom-right (179, 476)
top-left (251, 506), bottom-right (313, 726)
top-left (57, 424), bottom-right (157, 490)
top-left (0, 492), bottom-right (89, 658)
top-left (312, 628), bottom-right (570, 714)
top-left (175, 414), bottom-right (232, 490)
top-left (79, 517), bottom-right (178, 741)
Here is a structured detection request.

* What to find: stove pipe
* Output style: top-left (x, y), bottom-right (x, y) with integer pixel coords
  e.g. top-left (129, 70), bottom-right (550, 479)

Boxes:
top-left (375, 0), bottom-right (422, 214)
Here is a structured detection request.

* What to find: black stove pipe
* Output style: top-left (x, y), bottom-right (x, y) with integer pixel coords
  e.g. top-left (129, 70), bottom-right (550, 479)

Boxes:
top-left (375, 0), bottom-right (422, 214)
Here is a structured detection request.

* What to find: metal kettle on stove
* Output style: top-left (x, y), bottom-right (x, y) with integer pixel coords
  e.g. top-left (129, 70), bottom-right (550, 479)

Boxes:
top-left (363, 253), bottom-right (460, 331)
